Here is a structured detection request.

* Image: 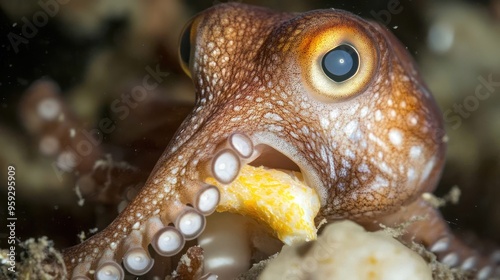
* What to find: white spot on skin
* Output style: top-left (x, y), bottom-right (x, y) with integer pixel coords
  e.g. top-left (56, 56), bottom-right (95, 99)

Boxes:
top-left (329, 109), bottom-right (340, 120)
top-left (368, 133), bottom-right (389, 150)
top-left (164, 184), bottom-right (171, 193)
top-left (344, 120), bottom-right (358, 138)
top-left (344, 149), bottom-right (355, 159)
top-left (358, 163), bottom-right (370, 173)
top-left (347, 103), bottom-right (360, 115)
top-left (320, 118), bottom-right (330, 129)
top-left (301, 126), bottom-right (310, 135)
top-left (420, 157), bottom-right (436, 183)
top-left (341, 158), bottom-right (351, 169)
top-left (360, 106), bottom-right (368, 117)
top-left (370, 175), bottom-right (389, 190)
top-left (388, 128), bottom-right (403, 146)
top-left (268, 124), bottom-right (284, 132)
top-left (409, 146), bottom-right (422, 159)
top-left (375, 110), bottom-right (383, 121)
top-left (407, 168), bottom-right (417, 181)
top-left (320, 145), bottom-right (328, 162)
top-left (339, 168), bottom-right (348, 178)
top-left (264, 112), bottom-right (283, 121)
top-left (300, 101), bottom-right (310, 109)
top-left (379, 162), bottom-right (393, 175)
top-left (408, 116), bottom-right (418, 126)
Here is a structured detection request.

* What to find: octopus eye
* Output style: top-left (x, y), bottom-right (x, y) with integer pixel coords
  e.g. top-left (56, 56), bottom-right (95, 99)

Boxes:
top-left (298, 20), bottom-right (378, 101)
top-left (178, 20), bottom-right (194, 77)
top-left (321, 45), bottom-right (359, 83)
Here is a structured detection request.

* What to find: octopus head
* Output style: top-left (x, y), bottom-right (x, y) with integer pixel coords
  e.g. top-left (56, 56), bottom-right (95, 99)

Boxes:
top-left (179, 3), bottom-right (446, 220)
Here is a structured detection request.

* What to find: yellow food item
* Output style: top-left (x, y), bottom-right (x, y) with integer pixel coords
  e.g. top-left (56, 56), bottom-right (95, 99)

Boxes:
top-left (206, 165), bottom-right (320, 245)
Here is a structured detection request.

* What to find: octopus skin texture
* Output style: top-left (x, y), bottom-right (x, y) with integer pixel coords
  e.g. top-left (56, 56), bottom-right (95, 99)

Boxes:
top-left (51, 2), bottom-right (499, 279)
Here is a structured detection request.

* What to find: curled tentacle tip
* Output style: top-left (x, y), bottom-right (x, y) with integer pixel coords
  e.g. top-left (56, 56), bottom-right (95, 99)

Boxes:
top-left (229, 133), bottom-right (254, 158)
top-left (195, 184), bottom-right (220, 215)
top-left (123, 247), bottom-right (154, 275)
top-left (95, 261), bottom-right (124, 280)
top-left (211, 149), bottom-right (240, 184)
top-left (175, 208), bottom-right (206, 240)
top-left (152, 226), bottom-right (185, 256)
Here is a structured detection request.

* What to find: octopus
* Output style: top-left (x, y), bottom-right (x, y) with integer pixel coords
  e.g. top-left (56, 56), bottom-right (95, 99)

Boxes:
top-left (16, 2), bottom-right (500, 279)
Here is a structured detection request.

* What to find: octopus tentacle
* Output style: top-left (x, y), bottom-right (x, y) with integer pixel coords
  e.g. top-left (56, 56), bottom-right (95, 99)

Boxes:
top-left (150, 224), bottom-right (185, 257)
top-left (182, 182), bottom-right (220, 215)
top-left (121, 230), bottom-right (155, 275)
top-left (173, 205), bottom-right (206, 240)
top-left (63, 115), bottom-right (254, 278)
top-left (374, 197), bottom-right (499, 279)
top-left (19, 80), bottom-right (104, 174)
top-left (209, 149), bottom-right (241, 184)
top-left (94, 248), bottom-right (124, 280)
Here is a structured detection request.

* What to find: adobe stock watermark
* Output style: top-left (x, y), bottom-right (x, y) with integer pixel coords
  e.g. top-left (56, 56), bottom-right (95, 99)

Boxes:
top-left (443, 73), bottom-right (500, 130)
top-left (51, 64), bottom-right (170, 180)
top-left (7, 0), bottom-right (70, 54)
top-left (370, 0), bottom-right (403, 26)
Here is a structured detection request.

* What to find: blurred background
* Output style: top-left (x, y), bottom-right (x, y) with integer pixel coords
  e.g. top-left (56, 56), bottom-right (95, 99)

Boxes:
top-left (0, 0), bottom-right (499, 262)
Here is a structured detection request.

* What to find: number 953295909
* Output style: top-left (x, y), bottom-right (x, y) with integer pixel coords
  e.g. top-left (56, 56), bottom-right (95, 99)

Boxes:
top-left (7, 166), bottom-right (16, 217)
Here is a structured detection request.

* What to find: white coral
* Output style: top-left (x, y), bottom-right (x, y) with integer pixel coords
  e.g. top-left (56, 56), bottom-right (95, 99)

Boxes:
top-left (260, 220), bottom-right (432, 280)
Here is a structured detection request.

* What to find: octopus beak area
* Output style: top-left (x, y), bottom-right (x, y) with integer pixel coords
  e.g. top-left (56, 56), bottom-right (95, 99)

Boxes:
top-left (204, 131), bottom-right (322, 245)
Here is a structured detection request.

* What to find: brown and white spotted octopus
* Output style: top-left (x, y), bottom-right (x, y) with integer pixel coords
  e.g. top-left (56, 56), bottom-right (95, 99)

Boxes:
top-left (63, 3), bottom-right (499, 279)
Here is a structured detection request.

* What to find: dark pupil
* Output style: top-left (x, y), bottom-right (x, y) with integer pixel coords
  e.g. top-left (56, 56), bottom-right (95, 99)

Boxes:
top-left (321, 45), bottom-right (359, 83)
